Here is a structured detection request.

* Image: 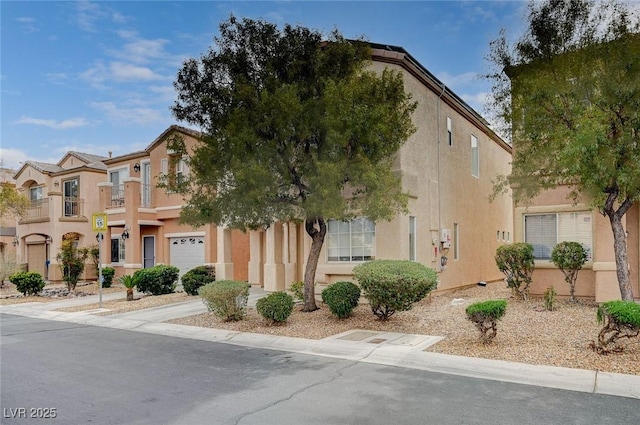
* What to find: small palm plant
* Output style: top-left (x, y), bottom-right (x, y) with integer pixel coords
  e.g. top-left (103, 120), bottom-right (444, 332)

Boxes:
top-left (118, 274), bottom-right (138, 301)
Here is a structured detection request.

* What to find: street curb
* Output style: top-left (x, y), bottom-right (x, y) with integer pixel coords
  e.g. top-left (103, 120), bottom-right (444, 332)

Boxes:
top-left (2, 306), bottom-right (639, 400)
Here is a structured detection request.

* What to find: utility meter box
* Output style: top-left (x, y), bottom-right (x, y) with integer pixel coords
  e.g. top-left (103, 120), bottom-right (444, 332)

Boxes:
top-left (440, 228), bottom-right (452, 249)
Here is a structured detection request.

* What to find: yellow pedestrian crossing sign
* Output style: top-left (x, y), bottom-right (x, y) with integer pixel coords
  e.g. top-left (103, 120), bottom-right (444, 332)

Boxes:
top-left (92, 213), bottom-right (108, 232)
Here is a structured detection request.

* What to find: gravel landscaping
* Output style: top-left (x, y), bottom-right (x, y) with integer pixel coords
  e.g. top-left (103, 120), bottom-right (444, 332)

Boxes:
top-left (169, 282), bottom-right (640, 376)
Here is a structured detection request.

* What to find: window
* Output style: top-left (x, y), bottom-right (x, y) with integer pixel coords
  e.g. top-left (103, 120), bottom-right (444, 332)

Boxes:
top-left (110, 237), bottom-right (126, 263)
top-left (161, 156), bottom-right (189, 191)
top-left (109, 168), bottom-right (127, 207)
top-left (524, 212), bottom-right (592, 260)
top-left (327, 218), bottom-right (375, 262)
top-left (63, 177), bottom-right (79, 217)
top-left (471, 135), bottom-right (479, 177)
top-left (29, 186), bottom-right (42, 201)
top-left (446, 117), bottom-right (453, 146)
top-left (409, 216), bottom-right (416, 261)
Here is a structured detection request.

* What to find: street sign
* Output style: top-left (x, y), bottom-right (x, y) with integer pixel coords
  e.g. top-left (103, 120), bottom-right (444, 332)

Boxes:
top-left (92, 213), bottom-right (108, 232)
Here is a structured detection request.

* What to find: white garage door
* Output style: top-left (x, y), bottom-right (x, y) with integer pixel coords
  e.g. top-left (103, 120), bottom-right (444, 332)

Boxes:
top-left (169, 236), bottom-right (205, 277)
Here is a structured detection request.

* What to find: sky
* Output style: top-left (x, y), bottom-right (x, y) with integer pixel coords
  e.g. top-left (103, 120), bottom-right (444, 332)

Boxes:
top-left (0, 0), bottom-right (531, 171)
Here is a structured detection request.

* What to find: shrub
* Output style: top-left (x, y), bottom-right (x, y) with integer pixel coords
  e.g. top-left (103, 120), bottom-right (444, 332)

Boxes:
top-left (289, 281), bottom-right (305, 302)
top-left (353, 260), bottom-right (438, 320)
top-left (495, 243), bottom-right (535, 300)
top-left (9, 271), bottom-right (45, 296)
top-left (543, 286), bottom-right (556, 311)
top-left (118, 274), bottom-right (138, 301)
top-left (256, 292), bottom-right (294, 323)
top-left (591, 300), bottom-right (640, 354)
top-left (551, 241), bottom-right (588, 302)
top-left (182, 265), bottom-right (216, 296)
top-left (199, 280), bottom-right (249, 321)
top-left (465, 300), bottom-right (507, 344)
top-left (134, 265), bottom-right (179, 295)
top-left (321, 281), bottom-right (361, 318)
top-left (56, 239), bottom-right (89, 292)
top-left (101, 267), bottom-right (115, 288)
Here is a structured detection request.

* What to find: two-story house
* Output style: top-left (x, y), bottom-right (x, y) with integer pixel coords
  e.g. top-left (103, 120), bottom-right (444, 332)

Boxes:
top-left (13, 152), bottom-right (108, 281)
top-left (98, 126), bottom-right (250, 281)
top-left (246, 43), bottom-right (514, 293)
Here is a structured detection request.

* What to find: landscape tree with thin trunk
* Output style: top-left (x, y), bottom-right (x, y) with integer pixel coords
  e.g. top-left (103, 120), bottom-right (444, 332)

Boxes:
top-left (168, 16), bottom-right (416, 311)
top-left (487, 0), bottom-right (640, 301)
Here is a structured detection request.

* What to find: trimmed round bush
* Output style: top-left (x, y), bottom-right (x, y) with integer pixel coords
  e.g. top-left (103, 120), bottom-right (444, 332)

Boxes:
top-left (182, 265), bottom-right (216, 296)
top-left (198, 280), bottom-right (249, 321)
top-left (495, 243), bottom-right (534, 300)
top-left (465, 299), bottom-right (507, 344)
top-left (593, 300), bottom-right (640, 353)
top-left (134, 265), bottom-right (179, 295)
top-left (321, 281), bottom-right (361, 318)
top-left (101, 267), bottom-right (115, 288)
top-left (9, 271), bottom-right (45, 296)
top-left (256, 292), bottom-right (294, 323)
top-left (353, 260), bottom-right (438, 320)
top-left (551, 241), bottom-right (588, 302)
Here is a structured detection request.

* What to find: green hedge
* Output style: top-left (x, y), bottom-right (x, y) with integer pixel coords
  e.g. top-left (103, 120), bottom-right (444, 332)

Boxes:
top-left (182, 265), bottom-right (216, 296)
top-left (256, 292), bottom-right (294, 323)
top-left (465, 299), bottom-right (507, 344)
top-left (134, 265), bottom-right (179, 295)
top-left (321, 281), bottom-right (361, 318)
top-left (597, 300), bottom-right (640, 328)
top-left (9, 271), bottom-right (45, 296)
top-left (353, 260), bottom-right (438, 320)
top-left (199, 280), bottom-right (249, 321)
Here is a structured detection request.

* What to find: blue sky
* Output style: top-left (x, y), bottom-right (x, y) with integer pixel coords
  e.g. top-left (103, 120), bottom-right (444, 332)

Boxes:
top-left (1, 1), bottom-right (529, 170)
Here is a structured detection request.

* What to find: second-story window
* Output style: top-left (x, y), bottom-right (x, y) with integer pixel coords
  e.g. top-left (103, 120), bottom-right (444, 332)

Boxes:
top-left (161, 156), bottom-right (189, 192)
top-left (63, 177), bottom-right (80, 217)
top-left (29, 186), bottom-right (42, 202)
top-left (471, 135), bottom-right (479, 178)
top-left (447, 117), bottom-right (453, 146)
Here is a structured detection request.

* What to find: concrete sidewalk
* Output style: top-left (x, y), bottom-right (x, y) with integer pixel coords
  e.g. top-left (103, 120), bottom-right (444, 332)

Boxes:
top-left (1, 288), bottom-right (638, 400)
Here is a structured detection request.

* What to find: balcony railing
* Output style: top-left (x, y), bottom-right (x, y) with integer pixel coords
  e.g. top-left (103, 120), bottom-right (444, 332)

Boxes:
top-left (109, 184), bottom-right (125, 208)
top-left (25, 199), bottom-right (49, 221)
top-left (63, 197), bottom-right (84, 217)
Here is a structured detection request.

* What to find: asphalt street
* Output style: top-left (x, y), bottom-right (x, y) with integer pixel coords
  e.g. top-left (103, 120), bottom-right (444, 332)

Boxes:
top-left (1, 314), bottom-right (638, 425)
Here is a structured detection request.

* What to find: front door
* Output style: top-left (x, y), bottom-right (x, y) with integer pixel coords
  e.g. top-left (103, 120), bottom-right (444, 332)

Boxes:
top-left (143, 236), bottom-right (155, 269)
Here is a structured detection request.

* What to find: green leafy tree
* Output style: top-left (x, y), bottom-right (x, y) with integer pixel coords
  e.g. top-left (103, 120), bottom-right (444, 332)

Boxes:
top-left (487, 0), bottom-right (640, 301)
top-left (56, 239), bottom-right (88, 292)
top-left (551, 241), bottom-right (588, 302)
top-left (0, 182), bottom-right (29, 224)
top-left (170, 16), bottom-right (417, 311)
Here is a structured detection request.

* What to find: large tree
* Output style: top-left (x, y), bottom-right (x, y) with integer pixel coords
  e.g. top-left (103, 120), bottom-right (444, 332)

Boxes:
top-left (170, 16), bottom-right (416, 311)
top-left (487, 0), bottom-right (640, 300)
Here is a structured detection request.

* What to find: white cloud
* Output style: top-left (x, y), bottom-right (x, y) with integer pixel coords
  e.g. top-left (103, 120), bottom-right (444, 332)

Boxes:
top-left (460, 91), bottom-right (489, 113)
top-left (149, 85), bottom-right (176, 102)
top-left (15, 16), bottom-right (39, 33)
top-left (437, 71), bottom-right (478, 88)
top-left (0, 148), bottom-right (31, 170)
top-left (90, 102), bottom-right (165, 125)
top-left (110, 62), bottom-right (165, 82)
top-left (15, 116), bottom-right (90, 130)
top-left (75, 0), bottom-right (104, 32)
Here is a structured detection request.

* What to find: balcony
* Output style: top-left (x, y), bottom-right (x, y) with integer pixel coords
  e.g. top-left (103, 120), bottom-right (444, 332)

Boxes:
top-left (63, 197), bottom-right (84, 217)
top-left (108, 184), bottom-right (125, 208)
top-left (22, 199), bottom-right (50, 222)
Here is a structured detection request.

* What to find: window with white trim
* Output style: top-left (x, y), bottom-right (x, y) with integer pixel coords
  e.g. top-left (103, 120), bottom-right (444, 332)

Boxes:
top-left (524, 212), bottom-right (592, 260)
top-left (471, 134), bottom-right (479, 177)
top-left (446, 117), bottom-right (453, 146)
top-left (29, 186), bottom-right (42, 201)
top-left (110, 237), bottom-right (126, 263)
top-left (327, 218), bottom-right (375, 262)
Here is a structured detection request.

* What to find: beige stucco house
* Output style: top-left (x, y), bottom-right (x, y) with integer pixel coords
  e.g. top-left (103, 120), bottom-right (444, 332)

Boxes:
top-left (1, 168), bottom-right (20, 274)
top-left (247, 44), bottom-right (514, 293)
top-left (98, 126), bottom-right (250, 281)
top-left (514, 189), bottom-right (640, 301)
top-left (13, 152), bottom-right (108, 281)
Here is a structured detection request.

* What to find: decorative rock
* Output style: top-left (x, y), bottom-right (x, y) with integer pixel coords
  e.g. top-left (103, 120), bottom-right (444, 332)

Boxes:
top-left (450, 298), bottom-right (466, 306)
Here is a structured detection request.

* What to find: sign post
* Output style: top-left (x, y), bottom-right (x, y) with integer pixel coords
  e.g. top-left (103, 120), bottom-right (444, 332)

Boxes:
top-left (92, 213), bottom-right (108, 308)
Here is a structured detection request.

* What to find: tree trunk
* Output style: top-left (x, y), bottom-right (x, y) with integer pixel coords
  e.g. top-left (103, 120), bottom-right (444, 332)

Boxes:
top-left (302, 217), bottom-right (326, 312)
top-left (604, 195), bottom-right (634, 301)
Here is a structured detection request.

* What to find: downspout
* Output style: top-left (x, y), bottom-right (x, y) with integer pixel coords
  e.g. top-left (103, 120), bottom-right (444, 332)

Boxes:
top-left (437, 83), bottom-right (446, 272)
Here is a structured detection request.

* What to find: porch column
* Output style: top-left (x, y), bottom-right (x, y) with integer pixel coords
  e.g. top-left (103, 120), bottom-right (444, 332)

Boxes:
top-left (283, 222), bottom-right (298, 287)
top-left (248, 230), bottom-right (263, 287)
top-left (264, 223), bottom-right (285, 292)
top-left (215, 226), bottom-right (234, 280)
